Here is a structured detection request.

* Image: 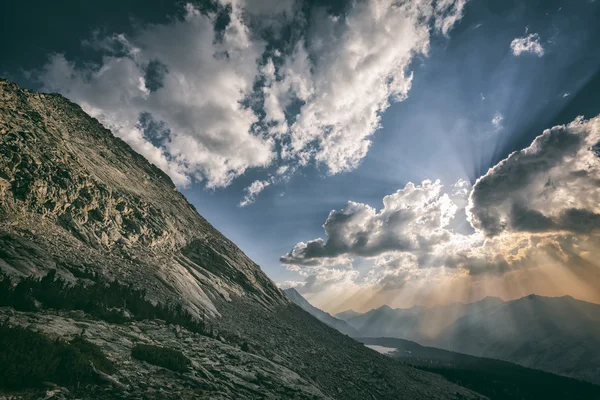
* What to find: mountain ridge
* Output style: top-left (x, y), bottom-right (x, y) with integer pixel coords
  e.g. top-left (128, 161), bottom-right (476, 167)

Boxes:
top-left (0, 79), bottom-right (481, 399)
top-left (283, 288), bottom-right (361, 337)
top-left (436, 293), bottom-right (600, 384)
top-left (335, 291), bottom-right (600, 384)
top-left (359, 336), bottom-right (600, 400)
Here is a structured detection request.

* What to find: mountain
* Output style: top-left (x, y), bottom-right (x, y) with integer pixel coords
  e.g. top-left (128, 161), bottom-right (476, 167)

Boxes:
top-left (283, 288), bottom-right (361, 337)
top-left (334, 309), bottom-right (361, 321)
top-left (0, 80), bottom-right (481, 399)
top-left (359, 337), bottom-right (600, 400)
top-left (436, 294), bottom-right (600, 384)
top-left (343, 292), bottom-right (600, 385)
top-left (345, 297), bottom-right (504, 343)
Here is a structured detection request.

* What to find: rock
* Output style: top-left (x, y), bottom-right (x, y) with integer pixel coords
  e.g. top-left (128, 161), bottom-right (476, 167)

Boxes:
top-left (69, 310), bottom-right (85, 319)
top-left (0, 80), bottom-right (483, 400)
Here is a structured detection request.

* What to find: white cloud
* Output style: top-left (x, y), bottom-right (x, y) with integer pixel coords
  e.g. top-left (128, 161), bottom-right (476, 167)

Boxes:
top-left (40, 5), bottom-right (271, 188)
top-left (451, 178), bottom-right (471, 198)
top-left (36, 0), bottom-right (467, 203)
top-left (491, 112), bottom-right (504, 130)
top-left (435, 0), bottom-right (467, 35)
top-left (510, 33), bottom-right (545, 57)
top-left (240, 179), bottom-right (272, 207)
top-left (280, 179), bottom-right (457, 266)
top-left (282, 115), bottom-right (600, 300)
top-left (266, 0), bottom-right (467, 174)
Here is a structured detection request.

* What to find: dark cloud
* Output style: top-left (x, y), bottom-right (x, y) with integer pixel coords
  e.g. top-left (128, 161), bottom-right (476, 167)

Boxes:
top-left (509, 203), bottom-right (555, 233)
top-left (144, 60), bottom-right (168, 92)
top-left (558, 208), bottom-right (600, 234)
top-left (468, 117), bottom-right (600, 237)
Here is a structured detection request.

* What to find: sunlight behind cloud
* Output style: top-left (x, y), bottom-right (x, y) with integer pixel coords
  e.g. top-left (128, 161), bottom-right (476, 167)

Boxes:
top-left (283, 115), bottom-right (600, 312)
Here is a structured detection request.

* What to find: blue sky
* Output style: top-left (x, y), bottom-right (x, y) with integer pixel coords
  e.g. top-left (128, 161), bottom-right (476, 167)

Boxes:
top-left (3, 0), bottom-right (600, 310)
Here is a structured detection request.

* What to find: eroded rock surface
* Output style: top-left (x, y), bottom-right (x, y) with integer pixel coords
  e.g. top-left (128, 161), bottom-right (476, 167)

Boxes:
top-left (0, 80), bottom-right (484, 399)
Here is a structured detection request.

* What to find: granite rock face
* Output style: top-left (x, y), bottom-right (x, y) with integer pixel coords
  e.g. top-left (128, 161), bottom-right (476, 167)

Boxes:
top-left (0, 80), bottom-right (483, 399)
top-left (0, 78), bottom-right (282, 317)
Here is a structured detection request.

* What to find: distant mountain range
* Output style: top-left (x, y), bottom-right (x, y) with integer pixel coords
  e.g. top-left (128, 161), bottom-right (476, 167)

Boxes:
top-left (334, 309), bottom-right (361, 320)
top-left (436, 294), bottom-right (600, 384)
top-left (337, 296), bottom-right (505, 343)
top-left (283, 288), bottom-right (361, 337)
top-left (321, 293), bottom-right (600, 384)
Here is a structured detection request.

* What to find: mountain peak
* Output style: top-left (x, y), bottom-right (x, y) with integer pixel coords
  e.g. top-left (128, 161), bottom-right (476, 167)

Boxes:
top-left (283, 288), bottom-right (362, 338)
top-left (0, 79), bottom-right (484, 399)
top-left (283, 287), bottom-right (301, 296)
top-left (0, 79), bottom-right (286, 317)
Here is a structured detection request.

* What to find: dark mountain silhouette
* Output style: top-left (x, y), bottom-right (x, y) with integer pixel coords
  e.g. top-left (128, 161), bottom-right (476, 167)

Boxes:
top-left (436, 294), bottom-right (600, 384)
top-left (283, 288), bottom-right (361, 337)
top-left (360, 336), bottom-right (600, 400)
top-left (342, 293), bottom-right (600, 384)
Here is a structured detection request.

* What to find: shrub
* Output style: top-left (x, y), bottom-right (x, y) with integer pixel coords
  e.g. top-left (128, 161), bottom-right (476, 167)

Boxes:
top-left (240, 341), bottom-right (250, 352)
top-left (0, 325), bottom-right (115, 389)
top-left (131, 344), bottom-right (191, 373)
top-left (0, 270), bottom-right (206, 335)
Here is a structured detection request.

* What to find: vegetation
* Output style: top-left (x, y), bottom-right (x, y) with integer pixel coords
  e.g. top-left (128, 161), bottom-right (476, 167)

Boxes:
top-left (414, 363), bottom-right (600, 400)
top-left (240, 341), bottom-right (250, 352)
top-left (0, 270), bottom-right (206, 334)
top-left (0, 324), bottom-right (114, 389)
top-left (360, 337), bottom-right (600, 400)
top-left (131, 344), bottom-right (191, 372)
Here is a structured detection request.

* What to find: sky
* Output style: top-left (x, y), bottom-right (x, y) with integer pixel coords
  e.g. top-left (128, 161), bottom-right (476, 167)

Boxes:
top-left (3, 0), bottom-right (600, 312)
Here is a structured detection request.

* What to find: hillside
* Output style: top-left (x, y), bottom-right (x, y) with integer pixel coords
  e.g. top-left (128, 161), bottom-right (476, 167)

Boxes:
top-left (340, 293), bottom-right (600, 384)
top-left (283, 288), bottom-right (361, 337)
top-left (360, 337), bottom-right (600, 400)
top-left (0, 79), bottom-right (481, 399)
top-left (436, 294), bottom-right (600, 384)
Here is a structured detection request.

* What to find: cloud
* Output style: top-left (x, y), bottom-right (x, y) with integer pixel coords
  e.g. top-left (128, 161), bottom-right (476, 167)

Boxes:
top-left (510, 33), bottom-right (545, 57)
top-left (239, 179), bottom-right (271, 207)
top-left (280, 180), bottom-right (457, 265)
top-left (35, 0), bottom-right (466, 202)
top-left (451, 178), bottom-right (471, 199)
top-left (468, 115), bottom-right (600, 237)
top-left (491, 112), bottom-right (504, 130)
top-left (271, 0), bottom-right (467, 174)
top-left (40, 5), bottom-right (271, 188)
top-left (277, 280), bottom-right (304, 289)
top-left (282, 115), bottom-right (600, 304)
top-left (233, 0), bottom-right (297, 15)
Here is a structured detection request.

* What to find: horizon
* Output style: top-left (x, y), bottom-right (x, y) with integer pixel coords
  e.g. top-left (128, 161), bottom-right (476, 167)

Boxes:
top-left (289, 287), bottom-right (600, 315)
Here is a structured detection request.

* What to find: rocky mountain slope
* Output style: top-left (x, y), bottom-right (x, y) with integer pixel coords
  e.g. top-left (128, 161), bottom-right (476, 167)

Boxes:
top-left (0, 79), bottom-right (481, 399)
top-left (283, 288), bottom-right (360, 337)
